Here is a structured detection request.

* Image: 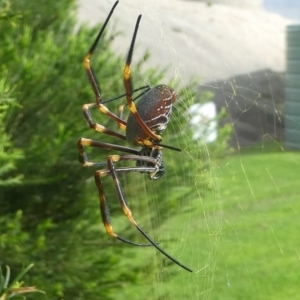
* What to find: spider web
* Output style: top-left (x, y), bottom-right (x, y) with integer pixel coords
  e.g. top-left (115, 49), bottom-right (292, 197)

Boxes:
top-left (77, 0), bottom-right (300, 299)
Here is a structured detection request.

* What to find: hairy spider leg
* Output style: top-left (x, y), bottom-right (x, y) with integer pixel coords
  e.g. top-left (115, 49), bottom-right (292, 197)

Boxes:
top-left (102, 85), bottom-right (151, 104)
top-left (82, 1), bottom-right (127, 134)
top-left (117, 85), bottom-right (153, 128)
top-left (123, 15), bottom-right (162, 144)
top-left (82, 85), bottom-right (152, 140)
top-left (81, 1), bottom-right (153, 140)
top-left (78, 138), bottom-right (139, 167)
top-left (95, 154), bottom-right (193, 272)
top-left (78, 138), bottom-right (158, 247)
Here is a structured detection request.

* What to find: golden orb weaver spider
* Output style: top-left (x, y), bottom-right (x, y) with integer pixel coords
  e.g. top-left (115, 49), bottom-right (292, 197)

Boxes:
top-left (78, 1), bottom-right (192, 273)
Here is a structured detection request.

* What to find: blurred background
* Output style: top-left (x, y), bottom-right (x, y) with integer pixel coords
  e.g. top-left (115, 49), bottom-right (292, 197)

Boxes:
top-left (1, 0), bottom-right (300, 299)
top-left (265, 0), bottom-right (300, 20)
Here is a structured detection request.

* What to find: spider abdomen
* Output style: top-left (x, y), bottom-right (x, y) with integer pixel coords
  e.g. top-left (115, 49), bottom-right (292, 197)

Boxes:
top-left (126, 84), bottom-right (176, 146)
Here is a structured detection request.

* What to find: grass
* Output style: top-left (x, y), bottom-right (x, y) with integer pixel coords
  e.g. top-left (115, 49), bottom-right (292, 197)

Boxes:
top-left (209, 148), bottom-right (300, 300)
top-left (113, 144), bottom-right (300, 300)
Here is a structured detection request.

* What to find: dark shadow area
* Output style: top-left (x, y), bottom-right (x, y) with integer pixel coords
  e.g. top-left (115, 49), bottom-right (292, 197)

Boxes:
top-left (200, 69), bottom-right (285, 149)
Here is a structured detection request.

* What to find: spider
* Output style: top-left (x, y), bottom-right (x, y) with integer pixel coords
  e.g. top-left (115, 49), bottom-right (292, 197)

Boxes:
top-left (78, 1), bottom-right (192, 273)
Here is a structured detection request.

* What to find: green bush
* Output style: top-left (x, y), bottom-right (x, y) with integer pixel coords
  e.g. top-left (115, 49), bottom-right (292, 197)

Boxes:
top-left (0, 77), bottom-right (23, 187)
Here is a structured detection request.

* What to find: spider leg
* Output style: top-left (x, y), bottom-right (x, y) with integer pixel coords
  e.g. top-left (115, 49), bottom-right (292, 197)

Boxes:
top-left (82, 1), bottom-right (127, 137)
top-left (95, 165), bottom-right (157, 247)
top-left (95, 171), bottom-right (154, 247)
top-left (101, 154), bottom-right (193, 272)
top-left (78, 138), bottom-right (158, 247)
top-left (123, 15), bottom-right (162, 143)
top-left (78, 138), bottom-right (139, 167)
top-left (82, 3), bottom-right (152, 139)
top-left (82, 103), bottom-right (127, 139)
top-left (82, 85), bottom-right (151, 138)
top-left (102, 85), bottom-right (150, 104)
top-left (118, 86), bottom-right (152, 129)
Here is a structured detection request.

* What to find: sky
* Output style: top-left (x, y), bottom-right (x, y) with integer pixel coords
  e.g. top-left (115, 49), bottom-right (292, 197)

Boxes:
top-left (264, 0), bottom-right (300, 21)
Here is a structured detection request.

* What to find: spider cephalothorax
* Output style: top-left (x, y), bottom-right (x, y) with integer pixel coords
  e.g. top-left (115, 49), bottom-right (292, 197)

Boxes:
top-left (136, 147), bottom-right (165, 180)
top-left (77, 0), bottom-right (192, 272)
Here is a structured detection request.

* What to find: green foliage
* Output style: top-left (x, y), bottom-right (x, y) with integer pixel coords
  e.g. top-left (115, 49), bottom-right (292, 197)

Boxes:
top-left (0, 264), bottom-right (45, 300)
top-left (0, 77), bottom-right (23, 186)
top-left (0, 0), bottom-right (231, 299)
